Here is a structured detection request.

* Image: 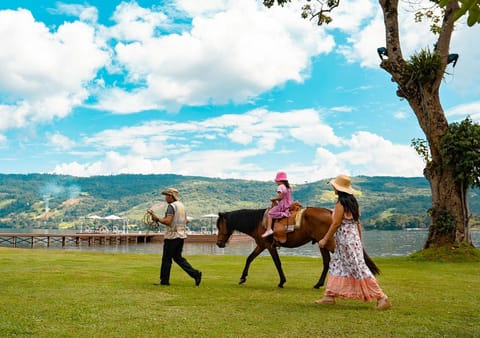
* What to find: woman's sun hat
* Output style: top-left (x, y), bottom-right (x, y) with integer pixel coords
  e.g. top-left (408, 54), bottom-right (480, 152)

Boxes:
top-left (328, 174), bottom-right (354, 194)
top-left (161, 187), bottom-right (180, 201)
top-left (275, 171), bottom-right (288, 182)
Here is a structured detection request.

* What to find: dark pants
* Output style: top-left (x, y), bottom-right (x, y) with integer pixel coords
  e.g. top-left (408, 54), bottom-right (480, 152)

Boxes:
top-left (160, 238), bottom-right (200, 284)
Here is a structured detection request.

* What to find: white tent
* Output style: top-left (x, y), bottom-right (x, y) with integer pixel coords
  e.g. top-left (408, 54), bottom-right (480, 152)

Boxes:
top-left (104, 215), bottom-right (124, 220)
top-left (83, 214), bottom-right (128, 233)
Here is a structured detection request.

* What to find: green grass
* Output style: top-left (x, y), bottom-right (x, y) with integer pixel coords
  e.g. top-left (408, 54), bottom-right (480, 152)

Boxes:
top-left (1, 248), bottom-right (479, 337)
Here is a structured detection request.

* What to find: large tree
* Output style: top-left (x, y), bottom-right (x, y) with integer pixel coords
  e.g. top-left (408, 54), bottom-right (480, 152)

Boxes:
top-left (264, 0), bottom-right (480, 248)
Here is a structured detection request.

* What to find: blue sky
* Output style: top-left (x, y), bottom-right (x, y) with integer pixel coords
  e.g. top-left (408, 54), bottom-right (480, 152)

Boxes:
top-left (1, 0), bottom-right (479, 184)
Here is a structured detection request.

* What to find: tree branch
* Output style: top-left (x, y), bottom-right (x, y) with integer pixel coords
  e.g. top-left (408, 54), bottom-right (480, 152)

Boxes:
top-left (379, 0), bottom-right (404, 63)
top-left (434, 0), bottom-right (459, 89)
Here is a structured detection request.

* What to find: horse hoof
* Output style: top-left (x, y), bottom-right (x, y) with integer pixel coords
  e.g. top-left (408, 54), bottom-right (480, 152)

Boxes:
top-left (239, 278), bottom-right (246, 285)
top-left (313, 284), bottom-right (321, 289)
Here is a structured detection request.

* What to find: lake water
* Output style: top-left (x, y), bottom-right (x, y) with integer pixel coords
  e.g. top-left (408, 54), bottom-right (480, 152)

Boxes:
top-left (2, 229), bottom-right (479, 258)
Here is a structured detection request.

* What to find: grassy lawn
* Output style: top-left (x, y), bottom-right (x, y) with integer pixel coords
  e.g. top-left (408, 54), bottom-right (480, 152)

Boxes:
top-left (1, 247), bottom-right (479, 337)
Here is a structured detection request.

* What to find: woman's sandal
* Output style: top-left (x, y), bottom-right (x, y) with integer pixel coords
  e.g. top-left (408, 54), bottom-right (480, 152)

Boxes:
top-left (315, 297), bottom-right (336, 305)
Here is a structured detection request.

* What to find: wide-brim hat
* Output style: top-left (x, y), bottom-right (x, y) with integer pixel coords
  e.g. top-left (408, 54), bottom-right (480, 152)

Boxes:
top-left (328, 175), bottom-right (354, 195)
top-left (161, 187), bottom-right (180, 201)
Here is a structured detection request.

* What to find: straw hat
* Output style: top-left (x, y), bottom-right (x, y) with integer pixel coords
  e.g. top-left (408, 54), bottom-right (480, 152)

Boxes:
top-left (161, 187), bottom-right (180, 201)
top-left (328, 175), bottom-right (354, 195)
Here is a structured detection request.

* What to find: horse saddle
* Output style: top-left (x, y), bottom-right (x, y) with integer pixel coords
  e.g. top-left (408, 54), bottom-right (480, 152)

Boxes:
top-left (272, 201), bottom-right (306, 243)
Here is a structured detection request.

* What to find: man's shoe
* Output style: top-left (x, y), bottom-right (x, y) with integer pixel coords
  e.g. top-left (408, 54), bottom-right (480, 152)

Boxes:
top-left (153, 282), bottom-right (170, 286)
top-left (261, 229), bottom-right (274, 238)
top-left (195, 272), bottom-right (202, 286)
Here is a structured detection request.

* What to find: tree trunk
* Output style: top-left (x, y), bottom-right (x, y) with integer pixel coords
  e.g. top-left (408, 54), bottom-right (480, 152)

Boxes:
top-left (406, 90), bottom-right (466, 247)
top-left (424, 159), bottom-right (466, 247)
top-left (379, 0), bottom-right (469, 247)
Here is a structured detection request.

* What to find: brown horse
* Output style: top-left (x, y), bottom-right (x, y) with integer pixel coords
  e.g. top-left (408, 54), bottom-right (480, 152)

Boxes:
top-left (216, 207), bottom-right (379, 288)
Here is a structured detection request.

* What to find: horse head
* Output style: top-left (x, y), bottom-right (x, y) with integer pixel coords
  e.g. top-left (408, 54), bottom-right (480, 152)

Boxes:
top-left (216, 212), bottom-right (233, 248)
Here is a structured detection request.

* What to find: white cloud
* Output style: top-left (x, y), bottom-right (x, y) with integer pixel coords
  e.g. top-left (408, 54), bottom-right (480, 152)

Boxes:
top-left (211, 108), bottom-right (342, 148)
top-left (446, 101), bottom-right (480, 122)
top-left (52, 151), bottom-right (173, 177)
top-left (327, 0), bottom-right (376, 33)
top-left (337, 1), bottom-right (443, 68)
top-left (108, 2), bottom-right (169, 41)
top-left (51, 109), bottom-right (424, 182)
top-left (51, 3), bottom-right (99, 23)
top-left (0, 1), bottom-right (455, 182)
top-left (95, 1), bottom-right (335, 113)
top-left (172, 148), bottom-right (261, 178)
top-left (0, 8), bottom-right (109, 131)
top-left (47, 132), bottom-right (76, 150)
top-left (449, 25), bottom-right (480, 96)
top-left (173, 0), bottom-right (233, 17)
top-left (339, 131), bottom-right (424, 177)
top-left (337, 8), bottom-right (386, 68)
top-left (393, 111), bottom-right (408, 119)
top-left (331, 106), bottom-right (353, 113)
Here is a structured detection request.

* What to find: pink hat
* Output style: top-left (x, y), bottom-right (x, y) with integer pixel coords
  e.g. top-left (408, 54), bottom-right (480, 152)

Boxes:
top-left (274, 171), bottom-right (288, 182)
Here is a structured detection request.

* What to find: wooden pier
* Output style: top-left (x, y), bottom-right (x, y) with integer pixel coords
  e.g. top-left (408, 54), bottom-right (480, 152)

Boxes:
top-left (0, 232), bottom-right (251, 249)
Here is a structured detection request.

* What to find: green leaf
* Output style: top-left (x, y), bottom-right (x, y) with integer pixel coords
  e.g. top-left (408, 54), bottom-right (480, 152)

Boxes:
top-left (467, 6), bottom-right (480, 26)
top-left (454, 0), bottom-right (479, 21)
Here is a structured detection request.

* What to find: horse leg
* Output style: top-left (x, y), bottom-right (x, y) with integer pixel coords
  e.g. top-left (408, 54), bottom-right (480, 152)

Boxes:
top-left (239, 245), bottom-right (264, 285)
top-left (314, 247), bottom-right (331, 289)
top-left (267, 246), bottom-right (287, 288)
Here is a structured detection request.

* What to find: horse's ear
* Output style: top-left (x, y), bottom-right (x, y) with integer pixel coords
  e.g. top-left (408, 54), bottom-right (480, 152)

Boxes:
top-left (218, 212), bottom-right (225, 218)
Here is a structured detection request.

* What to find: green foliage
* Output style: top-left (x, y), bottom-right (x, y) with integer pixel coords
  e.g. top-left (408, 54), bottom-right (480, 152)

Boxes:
top-left (428, 207), bottom-right (457, 236)
top-left (439, 0), bottom-right (480, 26)
top-left (410, 241), bottom-right (480, 262)
top-left (263, 0), bottom-right (290, 7)
top-left (415, 6), bottom-right (444, 34)
top-left (265, 0), bottom-right (480, 28)
top-left (411, 137), bottom-right (431, 163)
top-left (441, 116), bottom-right (480, 188)
top-left (406, 48), bottom-right (442, 86)
top-left (263, 0), bottom-right (339, 25)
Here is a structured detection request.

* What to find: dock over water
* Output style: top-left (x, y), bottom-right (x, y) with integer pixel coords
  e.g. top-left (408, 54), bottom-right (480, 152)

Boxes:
top-left (0, 232), bottom-right (251, 249)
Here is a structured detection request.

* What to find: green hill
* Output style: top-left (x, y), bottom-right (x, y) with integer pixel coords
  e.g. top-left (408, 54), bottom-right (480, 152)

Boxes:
top-left (0, 174), bottom-right (478, 231)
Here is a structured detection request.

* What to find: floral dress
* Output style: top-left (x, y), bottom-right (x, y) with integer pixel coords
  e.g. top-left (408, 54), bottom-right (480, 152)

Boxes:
top-left (325, 217), bottom-right (386, 302)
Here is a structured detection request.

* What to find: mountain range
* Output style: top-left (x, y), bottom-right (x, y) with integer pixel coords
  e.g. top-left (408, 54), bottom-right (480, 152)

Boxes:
top-left (1, 174), bottom-right (478, 231)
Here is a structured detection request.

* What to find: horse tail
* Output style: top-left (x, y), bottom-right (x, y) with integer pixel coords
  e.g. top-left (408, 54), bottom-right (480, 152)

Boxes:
top-left (363, 249), bottom-right (380, 275)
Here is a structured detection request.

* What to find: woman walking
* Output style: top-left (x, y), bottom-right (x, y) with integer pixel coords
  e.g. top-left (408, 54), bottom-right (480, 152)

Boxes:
top-left (317, 174), bottom-right (391, 310)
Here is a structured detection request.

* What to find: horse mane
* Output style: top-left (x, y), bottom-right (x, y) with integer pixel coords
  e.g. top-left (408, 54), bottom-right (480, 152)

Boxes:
top-left (223, 208), bottom-right (267, 233)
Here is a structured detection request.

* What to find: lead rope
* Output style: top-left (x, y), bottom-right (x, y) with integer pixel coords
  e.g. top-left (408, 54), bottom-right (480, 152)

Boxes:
top-left (143, 212), bottom-right (160, 235)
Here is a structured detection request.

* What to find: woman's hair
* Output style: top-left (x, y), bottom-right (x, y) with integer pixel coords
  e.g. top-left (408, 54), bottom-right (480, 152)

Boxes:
top-left (337, 191), bottom-right (359, 221)
top-left (280, 180), bottom-right (291, 189)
